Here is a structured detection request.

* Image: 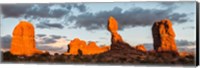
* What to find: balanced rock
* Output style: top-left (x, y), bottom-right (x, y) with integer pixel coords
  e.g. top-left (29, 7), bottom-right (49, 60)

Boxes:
top-left (107, 16), bottom-right (132, 50)
top-left (152, 19), bottom-right (177, 52)
top-left (135, 44), bottom-right (146, 52)
top-left (10, 21), bottom-right (43, 56)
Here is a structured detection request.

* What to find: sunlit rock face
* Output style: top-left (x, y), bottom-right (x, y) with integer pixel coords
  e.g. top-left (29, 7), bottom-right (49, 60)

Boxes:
top-left (107, 16), bottom-right (123, 44)
top-left (10, 21), bottom-right (43, 56)
top-left (67, 38), bottom-right (87, 55)
top-left (107, 16), bottom-right (132, 50)
top-left (82, 42), bottom-right (110, 55)
top-left (66, 38), bottom-right (109, 55)
top-left (135, 45), bottom-right (146, 52)
top-left (152, 19), bottom-right (177, 52)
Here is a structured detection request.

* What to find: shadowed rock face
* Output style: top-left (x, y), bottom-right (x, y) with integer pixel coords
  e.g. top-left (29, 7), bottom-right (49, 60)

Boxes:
top-left (107, 16), bottom-right (132, 50)
top-left (10, 21), bottom-right (43, 56)
top-left (66, 38), bottom-right (109, 55)
top-left (152, 19), bottom-right (177, 52)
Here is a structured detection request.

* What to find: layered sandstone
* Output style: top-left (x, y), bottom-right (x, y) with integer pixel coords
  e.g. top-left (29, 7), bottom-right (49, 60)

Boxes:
top-left (152, 19), bottom-right (177, 52)
top-left (10, 21), bottom-right (43, 56)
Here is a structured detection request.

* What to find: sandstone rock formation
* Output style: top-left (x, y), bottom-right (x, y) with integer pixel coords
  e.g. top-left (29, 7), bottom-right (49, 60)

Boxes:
top-left (107, 16), bottom-right (132, 50)
top-left (82, 42), bottom-right (110, 55)
top-left (135, 45), bottom-right (146, 52)
top-left (10, 21), bottom-right (43, 56)
top-left (66, 38), bottom-right (109, 55)
top-left (152, 19), bottom-right (177, 52)
top-left (66, 38), bottom-right (87, 55)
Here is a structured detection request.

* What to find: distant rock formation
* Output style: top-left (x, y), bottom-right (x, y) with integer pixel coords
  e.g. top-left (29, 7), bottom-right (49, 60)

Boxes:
top-left (152, 19), bottom-right (177, 52)
top-left (135, 44), bottom-right (146, 52)
top-left (107, 16), bottom-right (132, 50)
top-left (82, 42), bottom-right (110, 55)
top-left (10, 21), bottom-right (43, 56)
top-left (66, 38), bottom-right (87, 55)
top-left (66, 38), bottom-right (109, 55)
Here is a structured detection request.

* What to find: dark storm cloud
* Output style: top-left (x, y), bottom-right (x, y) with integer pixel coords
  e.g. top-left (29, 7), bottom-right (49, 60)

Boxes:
top-left (1, 3), bottom-right (87, 18)
top-left (1, 35), bottom-right (12, 49)
top-left (36, 20), bottom-right (64, 29)
top-left (1, 4), bottom-right (33, 18)
top-left (68, 6), bottom-right (188, 30)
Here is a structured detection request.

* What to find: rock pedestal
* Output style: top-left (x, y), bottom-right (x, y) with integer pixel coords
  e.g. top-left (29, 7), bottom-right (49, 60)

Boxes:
top-left (10, 21), bottom-right (43, 56)
top-left (107, 16), bottom-right (132, 50)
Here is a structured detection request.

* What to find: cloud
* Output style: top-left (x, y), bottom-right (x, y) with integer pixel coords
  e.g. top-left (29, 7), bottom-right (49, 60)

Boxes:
top-left (37, 45), bottom-right (64, 51)
top-left (73, 4), bottom-right (87, 12)
top-left (159, 2), bottom-right (176, 6)
top-left (1, 35), bottom-right (12, 49)
top-left (36, 34), bottom-right (46, 37)
top-left (1, 4), bottom-right (33, 18)
top-left (175, 40), bottom-right (195, 46)
top-left (182, 26), bottom-right (195, 30)
top-left (50, 35), bottom-right (62, 39)
top-left (143, 40), bottom-right (196, 51)
top-left (42, 37), bottom-right (57, 44)
top-left (36, 34), bottom-right (68, 52)
top-left (1, 3), bottom-right (87, 18)
top-left (36, 34), bottom-right (67, 44)
top-left (68, 6), bottom-right (188, 30)
top-left (36, 20), bottom-right (64, 29)
top-left (169, 13), bottom-right (188, 23)
top-left (1, 4), bottom-right (78, 29)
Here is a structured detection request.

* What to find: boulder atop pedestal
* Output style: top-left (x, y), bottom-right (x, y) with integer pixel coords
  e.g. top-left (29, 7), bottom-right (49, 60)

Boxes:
top-left (107, 16), bottom-right (132, 50)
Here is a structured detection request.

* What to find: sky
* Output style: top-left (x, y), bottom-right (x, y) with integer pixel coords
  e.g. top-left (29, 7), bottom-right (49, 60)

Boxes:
top-left (0, 2), bottom-right (197, 54)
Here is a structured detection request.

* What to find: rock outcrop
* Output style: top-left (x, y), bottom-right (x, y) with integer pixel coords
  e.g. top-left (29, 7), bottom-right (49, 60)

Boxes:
top-left (107, 16), bottom-right (132, 50)
top-left (66, 38), bottom-right (109, 55)
top-left (135, 45), bottom-right (146, 52)
top-left (82, 42), bottom-right (110, 55)
top-left (66, 38), bottom-right (87, 55)
top-left (10, 21), bottom-right (43, 56)
top-left (152, 19), bottom-right (177, 52)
